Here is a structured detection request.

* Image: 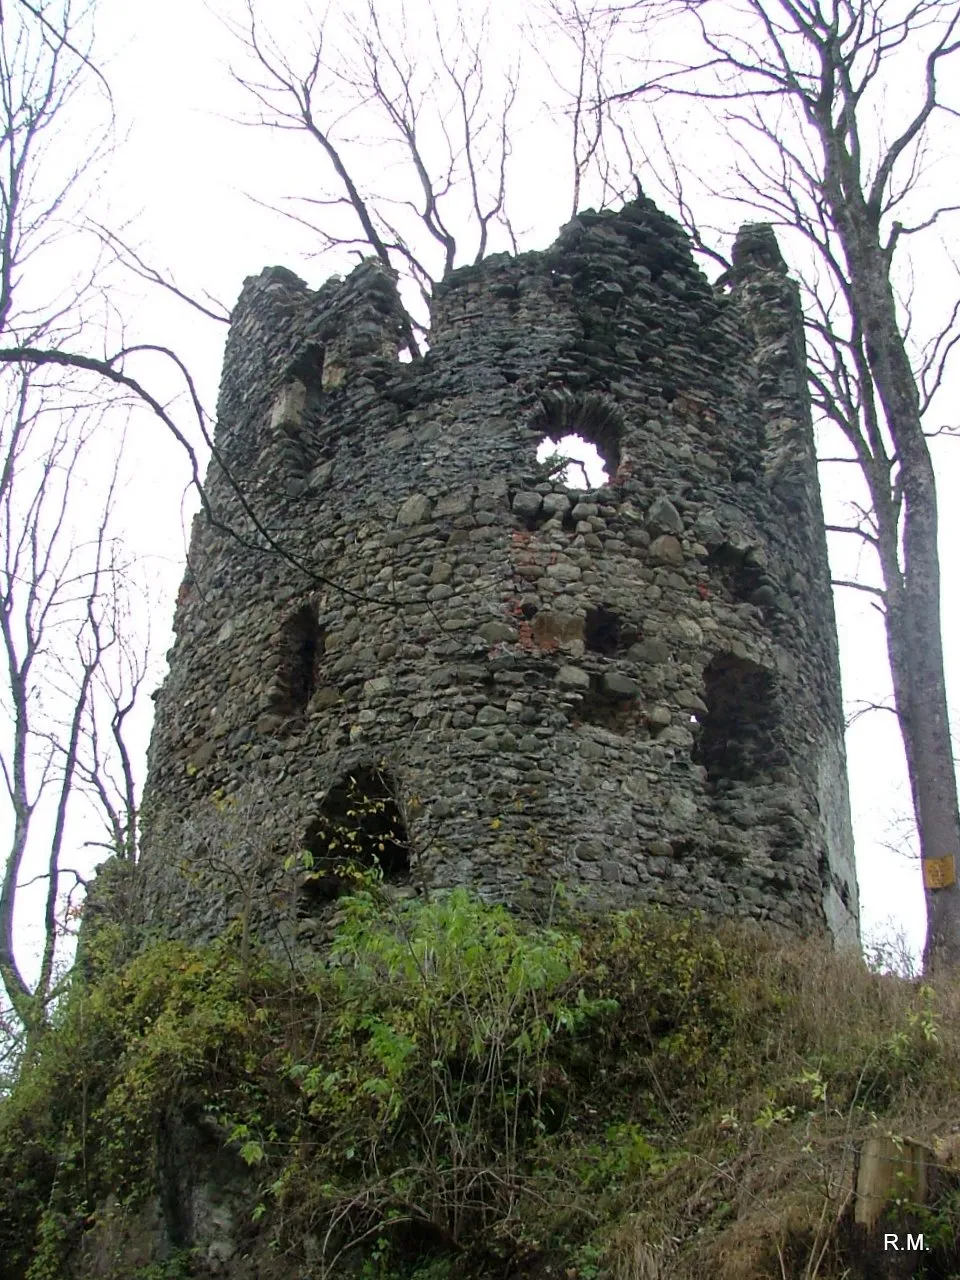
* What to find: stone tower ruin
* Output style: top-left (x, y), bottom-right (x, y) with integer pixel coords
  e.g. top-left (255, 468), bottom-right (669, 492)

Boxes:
top-left (135, 195), bottom-right (859, 950)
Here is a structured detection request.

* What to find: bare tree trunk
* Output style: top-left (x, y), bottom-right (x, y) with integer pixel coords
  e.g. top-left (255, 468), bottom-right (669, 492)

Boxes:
top-left (823, 139), bottom-right (960, 964)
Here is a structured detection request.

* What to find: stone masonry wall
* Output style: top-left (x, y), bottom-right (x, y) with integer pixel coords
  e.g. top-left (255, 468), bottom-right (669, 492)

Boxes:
top-left (134, 195), bottom-right (859, 951)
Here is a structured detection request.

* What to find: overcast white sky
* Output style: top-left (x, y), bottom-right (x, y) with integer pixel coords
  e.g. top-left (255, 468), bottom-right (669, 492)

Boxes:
top-left (47, 0), bottom-right (957, 963)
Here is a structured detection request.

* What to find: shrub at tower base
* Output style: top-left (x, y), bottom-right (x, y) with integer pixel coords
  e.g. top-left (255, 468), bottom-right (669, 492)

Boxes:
top-left (1, 880), bottom-right (959, 1280)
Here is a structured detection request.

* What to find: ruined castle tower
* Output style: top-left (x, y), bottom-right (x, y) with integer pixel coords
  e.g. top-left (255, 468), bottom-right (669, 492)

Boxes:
top-left (135, 196), bottom-right (859, 949)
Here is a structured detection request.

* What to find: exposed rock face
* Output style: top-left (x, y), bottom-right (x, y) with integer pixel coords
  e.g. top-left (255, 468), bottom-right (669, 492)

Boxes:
top-left (135, 196), bottom-right (858, 950)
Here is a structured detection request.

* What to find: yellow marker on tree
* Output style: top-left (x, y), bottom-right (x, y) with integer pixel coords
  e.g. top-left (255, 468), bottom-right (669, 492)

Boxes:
top-left (922, 856), bottom-right (956, 890)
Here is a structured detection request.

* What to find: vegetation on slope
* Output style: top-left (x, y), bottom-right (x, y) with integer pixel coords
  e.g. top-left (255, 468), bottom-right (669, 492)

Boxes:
top-left (1, 882), bottom-right (959, 1279)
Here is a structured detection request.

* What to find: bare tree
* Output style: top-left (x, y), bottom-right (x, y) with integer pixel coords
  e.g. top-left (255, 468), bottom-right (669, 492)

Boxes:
top-left (224, 0), bottom-right (657, 330)
top-left (223, 0), bottom-right (531, 343)
top-left (610, 0), bottom-right (960, 967)
top-left (0, 0), bottom-right (334, 594)
top-left (0, 368), bottom-right (144, 1043)
top-left (0, 0), bottom-right (215, 468)
top-left (0, 0), bottom-right (214, 1048)
top-left (527, 0), bottom-right (645, 219)
top-left (63, 567), bottom-right (150, 867)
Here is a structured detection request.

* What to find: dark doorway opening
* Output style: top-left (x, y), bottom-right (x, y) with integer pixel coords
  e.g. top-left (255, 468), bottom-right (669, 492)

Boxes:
top-left (298, 767), bottom-right (410, 913)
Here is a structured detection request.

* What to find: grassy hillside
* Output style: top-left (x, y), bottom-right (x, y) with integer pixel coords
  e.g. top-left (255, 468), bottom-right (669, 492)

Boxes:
top-left (1, 881), bottom-right (958, 1279)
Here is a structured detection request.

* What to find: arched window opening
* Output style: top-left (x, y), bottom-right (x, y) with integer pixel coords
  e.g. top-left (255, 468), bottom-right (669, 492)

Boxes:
top-left (532, 390), bottom-right (622, 488)
top-left (692, 654), bottom-right (779, 787)
top-left (298, 767), bottom-right (410, 912)
top-left (274, 604), bottom-right (323, 714)
top-left (536, 435), bottom-right (609, 489)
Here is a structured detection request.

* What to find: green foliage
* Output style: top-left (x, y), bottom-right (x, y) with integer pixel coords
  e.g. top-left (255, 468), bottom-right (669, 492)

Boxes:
top-left (0, 937), bottom-right (273, 1278)
top-left (276, 886), bottom-right (617, 1252)
top-left (128, 1253), bottom-right (196, 1280)
top-left (2, 889), bottom-right (960, 1280)
top-left (907, 1183), bottom-right (960, 1257)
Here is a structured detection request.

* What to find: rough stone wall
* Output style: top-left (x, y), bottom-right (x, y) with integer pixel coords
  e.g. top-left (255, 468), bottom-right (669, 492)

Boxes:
top-left (135, 195), bottom-right (859, 950)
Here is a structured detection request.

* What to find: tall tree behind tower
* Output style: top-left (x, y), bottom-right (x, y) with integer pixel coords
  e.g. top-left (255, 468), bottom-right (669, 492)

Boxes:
top-left (612, 0), bottom-right (960, 967)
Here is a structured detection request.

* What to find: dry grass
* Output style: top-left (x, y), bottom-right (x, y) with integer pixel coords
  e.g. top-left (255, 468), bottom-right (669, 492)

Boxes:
top-left (582, 925), bottom-right (960, 1280)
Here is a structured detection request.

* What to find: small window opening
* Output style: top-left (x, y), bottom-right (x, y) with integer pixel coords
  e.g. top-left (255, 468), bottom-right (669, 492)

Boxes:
top-left (298, 767), bottom-right (410, 912)
top-left (287, 341), bottom-right (325, 388)
top-left (692, 654), bottom-right (779, 787)
top-left (536, 434), bottom-right (608, 489)
top-left (274, 604), bottom-right (323, 714)
top-left (584, 605), bottom-right (622, 654)
top-left (532, 390), bottom-right (622, 488)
